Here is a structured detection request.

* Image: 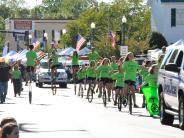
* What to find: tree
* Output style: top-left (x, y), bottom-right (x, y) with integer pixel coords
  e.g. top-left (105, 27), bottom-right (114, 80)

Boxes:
top-left (149, 32), bottom-right (168, 49)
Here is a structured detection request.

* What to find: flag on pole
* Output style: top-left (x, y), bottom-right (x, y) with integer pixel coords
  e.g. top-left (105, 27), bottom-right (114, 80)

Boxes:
top-left (76, 34), bottom-right (86, 52)
top-left (109, 31), bottom-right (116, 48)
top-left (33, 39), bottom-right (40, 50)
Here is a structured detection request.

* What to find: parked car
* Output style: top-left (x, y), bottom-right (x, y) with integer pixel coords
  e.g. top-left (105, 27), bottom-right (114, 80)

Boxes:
top-left (36, 59), bottom-right (68, 88)
top-left (158, 48), bottom-right (184, 130)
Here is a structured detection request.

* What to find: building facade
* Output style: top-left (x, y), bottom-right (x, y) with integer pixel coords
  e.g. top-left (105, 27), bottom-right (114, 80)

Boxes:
top-left (147, 0), bottom-right (184, 44)
top-left (5, 19), bottom-right (72, 51)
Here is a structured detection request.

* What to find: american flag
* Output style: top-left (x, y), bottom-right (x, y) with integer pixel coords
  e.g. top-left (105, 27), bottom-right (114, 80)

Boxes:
top-left (76, 34), bottom-right (86, 52)
top-left (33, 39), bottom-right (40, 50)
top-left (109, 31), bottom-right (116, 48)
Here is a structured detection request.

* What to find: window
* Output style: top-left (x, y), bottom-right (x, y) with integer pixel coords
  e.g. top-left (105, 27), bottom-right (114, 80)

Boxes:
top-left (171, 8), bottom-right (176, 27)
top-left (176, 9), bottom-right (184, 25)
top-left (168, 50), bottom-right (178, 63)
top-left (175, 51), bottom-right (183, 67)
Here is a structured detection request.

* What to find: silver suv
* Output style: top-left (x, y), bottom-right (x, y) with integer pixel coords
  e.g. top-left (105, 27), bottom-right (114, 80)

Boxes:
top-left (158, 48), bottom-right (184, 130)
top-left (36, 59), bottom-right (68, 88)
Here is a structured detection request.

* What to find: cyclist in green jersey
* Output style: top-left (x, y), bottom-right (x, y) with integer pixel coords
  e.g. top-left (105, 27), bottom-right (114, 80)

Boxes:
top-left (122, 52), bottom-right (140, 108)
top-left (112, 65), bottom-right (124, 105)
top-left (26, 45), bottom-right (37, 82)
top-left (71, 51), bottom-right (79, 81)
top-left (49, 49), bottom-right (59, 78)
top-left (86, 60), bottom-right (96, 97)
top-left (110, 56), bottom-right (119, 97)
top-left (138, 59), bottom-right (152, 107)
top-left (88, 47), bottom-right (101, 61)
top-left (77, 64), bottom-right (86, 84)
top-left (97, 58), bottom-right (112, 101)
top-left (142, 64), bottom-right (158, 88)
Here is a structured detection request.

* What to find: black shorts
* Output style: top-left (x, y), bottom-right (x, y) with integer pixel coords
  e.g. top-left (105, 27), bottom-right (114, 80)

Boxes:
top-left (108, 78), bottom-right (114, 83)
top-left (26, 66), bottom-right (34, 72)
top-left (114, 86), bottom-right (124, 90)
top-left (72, 65), bottom-right (79, 68)
top-left (100, 78), bottom-right (110, 85)
top-left (124, 80), bottom-right (135, 86)
top-left (87, 77), bottom-right (96, 81)
top-left (51, 64), bottom-right (59, 69)
top-left (78, 79), bottom-right (84, 83)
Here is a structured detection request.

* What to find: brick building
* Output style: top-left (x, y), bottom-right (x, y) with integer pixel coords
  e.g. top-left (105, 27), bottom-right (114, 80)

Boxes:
top-left (5, 18), bottom-right (72, 51)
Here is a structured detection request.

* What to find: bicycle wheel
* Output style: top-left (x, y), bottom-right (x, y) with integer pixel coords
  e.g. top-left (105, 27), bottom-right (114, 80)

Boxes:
top-left (88, 88), bottom-right (93, 103)
top-left (151, 103), bottom-right (159, 113)
top-left (81, 86), bottom-right (84, 98)
top-left (74, 83), bottom-right (77, 95)
top-left (28, 83), bottom-right (32, 104)
top-left (103, 90), bottom-right (107, 107)
top-left (29, 91), bottom-right (32, 104)
top-left (118, 95), bottom-right (122, 111)
top-left (52, 85), bottom-right (57, 95)
top-left (128, 93), bottom-right (132, 114)
top-left (122, 95), bottom-right (128, 107)
top-left (112, 90), bottom-right (116, 103)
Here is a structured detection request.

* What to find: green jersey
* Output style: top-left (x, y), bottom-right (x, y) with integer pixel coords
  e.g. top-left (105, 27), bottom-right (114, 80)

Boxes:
top-left (72, 55), bottom-right (79, 65)
top-left (51, 54), bottom-right (59, 65)
top-left (143, 73), bottom-right (158, 87)
top-left (11, 69), bottom-right (21, 79)
top-left (88, 51), bottom-right (100, 61)
top-left (26, 50), bottom-right (37, 66)
top-left (86, 66), bottom-right (96, 78)
top-left (77, 68), bottom-right (86, 80)
top-left (97, 65), bottom-right (112, 78)
top-left (112, 72), bottom-right (124, 87)
top-left (122, 60), bottom-right (139, 81)
top-left (139, 67), bottom-right (149, 81)
top-left (110, 63), bottom-right (118, 71)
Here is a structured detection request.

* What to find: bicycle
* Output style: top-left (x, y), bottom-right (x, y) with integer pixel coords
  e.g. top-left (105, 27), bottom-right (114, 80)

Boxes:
top-left (127, 86), bottom-right (132, 114)
top-left (102, 87), bottom-right (107, 107)
top-left (87, 80), bottom-right (95, 103)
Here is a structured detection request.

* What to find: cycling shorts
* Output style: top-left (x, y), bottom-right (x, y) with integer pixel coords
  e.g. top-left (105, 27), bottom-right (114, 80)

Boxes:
top-left (114, 86), bottom-right (124, 90)
top-left (87, 77), bottom-right (96, 81)
top-left (51, 64), bottom-right (59, 69)
top-left (72, 65), bottom-right (79, 68)
top-left (124, 80), bottom-right (135, 86)
top-left (100, 78), bottom-right (111, 85)
top-left (26, 66), bottom-right (34, 72)
top-left (78, 79), bottom-right (85, 83)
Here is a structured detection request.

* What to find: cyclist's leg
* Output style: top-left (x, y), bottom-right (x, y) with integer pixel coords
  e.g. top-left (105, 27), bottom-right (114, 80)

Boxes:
top-left (98, 80), bottom-right (103, 98)
top-left (129, 84), bottom-right (138, 107)
top-left (114, 87), bottom-right (119, 105)
top-left (106, 82), bottom-right (111, 102)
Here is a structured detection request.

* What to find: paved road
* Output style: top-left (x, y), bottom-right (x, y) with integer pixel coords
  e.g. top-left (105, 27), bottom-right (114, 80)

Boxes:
top-left (0, 82), bottom-right (184, 138)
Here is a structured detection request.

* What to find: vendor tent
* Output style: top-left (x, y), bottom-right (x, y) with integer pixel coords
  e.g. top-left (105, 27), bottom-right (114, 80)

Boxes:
top-left (167, 39), bottom-right (184, 50)
top-left (59, 47), bottom-right (75, 56)
top-left (78, 47), bottom-right (91, 55)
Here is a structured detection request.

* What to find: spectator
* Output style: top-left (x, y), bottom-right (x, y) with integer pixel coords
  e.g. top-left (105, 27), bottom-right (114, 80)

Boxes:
top-left (11, 65), bottom-right (22, 97)
top-left (0, 117), bottom-right (17, 138)
top-left (1, 123), bottom-right (19, 138)
top-left (0, 58), bottom-right (11, 103)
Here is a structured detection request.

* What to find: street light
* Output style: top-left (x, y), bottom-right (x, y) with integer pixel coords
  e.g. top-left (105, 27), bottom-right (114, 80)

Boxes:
top-left (121, 16), bottom-right (127, 46)
top-left (90, 22), bottom-right (95, 47)
top-left (43, 32), bottom-right (48, 52)
top-left (62, 29), bottom-right (67, 35)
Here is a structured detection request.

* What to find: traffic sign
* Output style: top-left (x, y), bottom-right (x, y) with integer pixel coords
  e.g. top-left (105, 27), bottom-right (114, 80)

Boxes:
top-left (120, 46), bottom-right (128, 56)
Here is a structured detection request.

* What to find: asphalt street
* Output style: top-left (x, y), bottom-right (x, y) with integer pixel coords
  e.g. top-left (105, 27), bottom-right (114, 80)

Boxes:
top-left (0, 82), bottom-right (184, 138)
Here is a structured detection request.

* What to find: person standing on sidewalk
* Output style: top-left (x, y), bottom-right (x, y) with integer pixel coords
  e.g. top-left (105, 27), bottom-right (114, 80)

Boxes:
top-left (0, 58), bottom-right (11, 103)
top-left (11, 65), bottom-right (22, 97)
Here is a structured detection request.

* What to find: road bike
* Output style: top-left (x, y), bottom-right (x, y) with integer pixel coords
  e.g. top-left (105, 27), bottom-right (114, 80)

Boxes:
top-left (117, 88), bottom-right (128, 111)
top-left (27, 68), bottom-right (33, 104)
top-left (102, 87), bottom-right (107, 107)
top-left (127, 86), bottom-right (132, 114)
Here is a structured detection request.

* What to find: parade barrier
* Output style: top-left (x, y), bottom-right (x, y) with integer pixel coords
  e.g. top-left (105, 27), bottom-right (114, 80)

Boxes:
top-left (142, 86), bottom-right (159, 116)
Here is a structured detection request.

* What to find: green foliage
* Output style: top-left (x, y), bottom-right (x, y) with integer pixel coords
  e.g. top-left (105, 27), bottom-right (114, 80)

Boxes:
top-left (149, 31), bottom-right (168, 49)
